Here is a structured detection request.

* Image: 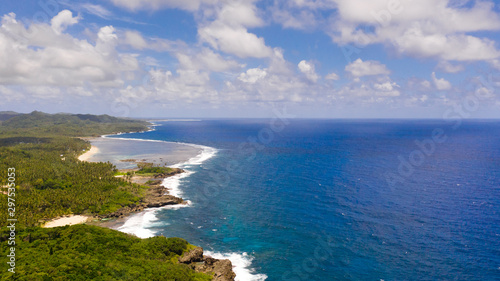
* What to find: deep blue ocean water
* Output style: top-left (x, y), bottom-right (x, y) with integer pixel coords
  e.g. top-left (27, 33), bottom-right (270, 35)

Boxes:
top-left (113, 120), bottom-right (500, 281)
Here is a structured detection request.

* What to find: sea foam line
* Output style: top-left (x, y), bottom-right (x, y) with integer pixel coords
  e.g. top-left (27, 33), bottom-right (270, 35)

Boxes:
top-left (117, 202), bottom-right (191, 239)
top-left (204, 251), bottom-right (268, 281)
top-left (103, 134), bottom-right (266, 280)
top-left (101, 135), bottom-right (216, 237)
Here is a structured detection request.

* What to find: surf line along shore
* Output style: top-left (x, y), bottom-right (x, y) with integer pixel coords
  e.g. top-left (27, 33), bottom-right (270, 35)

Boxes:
top-left (43, 140), bottom-right (187, 228)
top-left (80, 137), bottom-right (190, 223)
top-left (62, 136), bottom-right (238, 281)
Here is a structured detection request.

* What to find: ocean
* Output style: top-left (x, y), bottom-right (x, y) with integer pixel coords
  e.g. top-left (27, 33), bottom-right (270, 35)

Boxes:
top-left (92, 119), bottom-right (500, 281)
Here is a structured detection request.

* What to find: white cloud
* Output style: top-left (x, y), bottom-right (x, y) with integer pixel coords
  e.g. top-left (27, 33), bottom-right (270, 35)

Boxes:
top-left (330, 0), bottom-right (500, 61)
top-left (124, 30), bottom-right (147, 49)
top-left (336, 79), bottom-right (400, 99)
top-left (298, 60), bottom-right (319, 82)
top-left (374, 81), bottom-right (396, 91)
top-left (325, 72), bottom-right (339, 80)
top-left (436, 61), bottom-right (465, 73)
top-left (0, 12), bottom-right (138, 87)
top-left (176, 48), bottom-right (242, 72)
top-left (147, 67), bottom-right (214, 102)
top-left (198, 1), bottom-right (272, 58)
top-left (199, 23), bottom-right (272, 58)
top-left (345, 58), bottom-right (390, 77)
top-left (432, 72), bottom-right (452, 90)
top-left (238, 68), bottom-right (267, 83)
top-left (51, 10), bottom-right (80, 34)
top-left (215, 1), bottom-right (264, 28)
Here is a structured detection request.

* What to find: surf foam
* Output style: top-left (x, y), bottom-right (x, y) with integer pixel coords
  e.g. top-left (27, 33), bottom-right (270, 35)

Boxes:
top-left (104, 135), bottom-right (217, 237)
top-left (204, 251), bottom-right (268, 281)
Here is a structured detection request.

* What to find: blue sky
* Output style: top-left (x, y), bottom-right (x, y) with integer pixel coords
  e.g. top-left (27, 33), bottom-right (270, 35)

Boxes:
top-left (1, 0), bottom-right (500, 118)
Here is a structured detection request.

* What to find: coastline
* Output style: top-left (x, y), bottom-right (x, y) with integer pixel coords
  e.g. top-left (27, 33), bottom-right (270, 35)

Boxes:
top-left (73, 126), bottom-right (264, 280)
top-left (78, 133), bottom-right (239, 280)
top-left (78, 145), bottom-right (99, 162)
top-left (75, 134), bottom-right (216, 233)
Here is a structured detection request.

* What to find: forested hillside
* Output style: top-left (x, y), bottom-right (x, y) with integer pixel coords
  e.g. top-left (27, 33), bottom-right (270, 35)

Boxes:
top-left (0, 111), bottom-right (149, 136)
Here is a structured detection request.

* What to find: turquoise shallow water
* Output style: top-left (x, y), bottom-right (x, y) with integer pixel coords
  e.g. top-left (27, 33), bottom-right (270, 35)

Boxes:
top-left (85, 137), bottom-right (201, 169)
top-left (104, 120), bottom-right (499, 281)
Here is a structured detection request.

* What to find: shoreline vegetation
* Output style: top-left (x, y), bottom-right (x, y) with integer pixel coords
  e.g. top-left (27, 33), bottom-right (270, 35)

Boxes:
top-left (0, 111), bottom-right (236, 281)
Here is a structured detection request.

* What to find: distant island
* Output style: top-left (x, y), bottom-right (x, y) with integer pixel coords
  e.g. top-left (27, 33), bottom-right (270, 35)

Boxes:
top-left (0, 111), bottom-right (235, 280)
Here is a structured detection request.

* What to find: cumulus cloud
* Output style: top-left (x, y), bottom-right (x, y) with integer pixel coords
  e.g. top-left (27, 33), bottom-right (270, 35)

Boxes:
top-left (335, 78), bottom-right (401, 100)
top-left (0, 11), bottom-right (138, 88)
top-left (124, 30), bottom-right (148, 49)
top-left (298, 60), bottom-right (319, 82)
top-left (329, 0), bottom-right (500, 61)
top-left (373, 81), bottom-right (400, 96)
top-left (176, 48), bottom-right (242, 72)
top-left (238, 68), bottom-right (267, 83)
top-left (198, 1), bottom-right (273, 58)
top-left (345, 58), bottom-right (390, 77)
top-left (51, 10), bottom-right (80, 34)
top-left (431, 72), bottom-right (452, 90)
top-left (199, 24), bottom-right (272, 58)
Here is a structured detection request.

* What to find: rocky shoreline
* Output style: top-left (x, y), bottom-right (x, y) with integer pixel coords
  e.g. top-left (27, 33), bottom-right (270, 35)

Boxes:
top-left (101, 168), bottom-right (186, 219)
top-left (179, 247), bottom-right (236, 281)
top-left (94, 167), bottom-right (237, 280)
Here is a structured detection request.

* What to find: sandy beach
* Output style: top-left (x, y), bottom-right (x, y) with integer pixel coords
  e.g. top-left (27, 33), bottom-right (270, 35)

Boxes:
top-left (78, 144), bottom-right (99, 162)
top-left (44, 215), bottom-right (90, 228)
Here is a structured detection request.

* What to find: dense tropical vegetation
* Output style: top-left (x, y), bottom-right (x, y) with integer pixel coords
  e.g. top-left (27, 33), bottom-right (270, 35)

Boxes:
top-left (0, 225), bottom-right (211, 280)
top-left (0, 111), bottom-right (212, 280)
top-left (0, 111), bottom-right (151, 227)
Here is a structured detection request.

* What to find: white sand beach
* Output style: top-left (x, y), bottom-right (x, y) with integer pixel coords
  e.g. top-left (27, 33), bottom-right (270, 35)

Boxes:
top-left (43, 215), bottom-right (90, 228)
top-left (78, 145), bottom-right (99, 162)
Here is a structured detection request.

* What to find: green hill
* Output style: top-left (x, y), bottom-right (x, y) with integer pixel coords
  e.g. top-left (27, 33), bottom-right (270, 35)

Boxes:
top-left (0, 111), bottom-right (21, 122)
top-left (0, 111), bottom-right (149, 137)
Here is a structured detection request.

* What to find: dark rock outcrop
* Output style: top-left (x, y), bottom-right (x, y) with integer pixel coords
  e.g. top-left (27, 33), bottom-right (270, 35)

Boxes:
top-left (179, 247), bottom-right (236, 281)
top-left (102, 179), bottom-right (185, 219)
top-left (179, 247), bottom-right (204, 264)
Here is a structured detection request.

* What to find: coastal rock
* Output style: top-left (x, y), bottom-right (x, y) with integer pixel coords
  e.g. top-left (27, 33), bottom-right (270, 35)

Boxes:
top-left (179, 247), bottom-right (204, 263)
top-left (179, 248), bottom-right (236, 281)
top-left (193, 257), bottom-right (236, 281)
top-left (102, 172), bottom-right (185, 219)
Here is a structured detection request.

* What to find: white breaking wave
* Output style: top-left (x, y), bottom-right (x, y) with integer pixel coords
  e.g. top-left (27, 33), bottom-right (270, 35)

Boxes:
top-left (204, 251), bottom-right (268, 281)
top-left (117, 208), bottom-right (158, 238)
top-left (105, 134), bottom-right (267, 280)
top-left (107, 135), bottom-right (217, 238)
top-left (161, 170), bottom-right (194, 198)
top-left (171, 144), bottom-right (218, 167)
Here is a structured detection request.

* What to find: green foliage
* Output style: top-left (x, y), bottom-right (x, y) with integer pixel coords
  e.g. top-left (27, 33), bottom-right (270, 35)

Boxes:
top-left (0, 137), bottom-right (147, 226)
top-left (0, 111), bottom-right (149, 137)
top-left (0, 225), bottom-right (212, 280)
top-left (137, 166), bottom-right (175, 175)
top-left (0, 112), bottom-right (152, 227)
